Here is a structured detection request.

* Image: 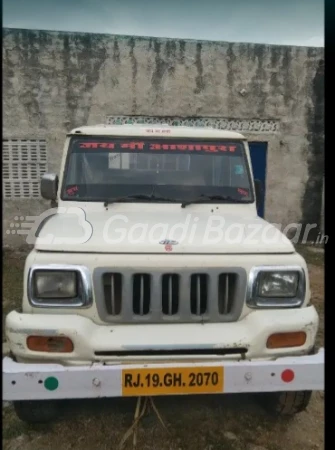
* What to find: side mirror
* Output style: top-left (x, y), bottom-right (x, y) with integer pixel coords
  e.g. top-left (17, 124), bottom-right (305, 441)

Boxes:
top-left (41, 173), bottom-right (59, 201)
top-left (254, 179), bottom-right (263, 210)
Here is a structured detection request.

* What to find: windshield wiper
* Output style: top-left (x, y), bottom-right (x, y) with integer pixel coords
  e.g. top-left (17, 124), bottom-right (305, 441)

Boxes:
top-left (104, 194), bottom-right (177, 207)
top-left (181, 194), bottom-right (245, 208)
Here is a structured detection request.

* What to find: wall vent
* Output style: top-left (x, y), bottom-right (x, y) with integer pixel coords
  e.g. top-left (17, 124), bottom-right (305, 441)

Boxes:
top-left (3, 139), bottom-right (47, 199)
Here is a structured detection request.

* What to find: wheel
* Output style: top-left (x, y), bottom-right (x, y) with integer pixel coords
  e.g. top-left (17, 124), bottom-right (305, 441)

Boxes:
top-left (14, 400), bottom-right (61, 424)
top-left (256, 390), bottom-right (312, 416)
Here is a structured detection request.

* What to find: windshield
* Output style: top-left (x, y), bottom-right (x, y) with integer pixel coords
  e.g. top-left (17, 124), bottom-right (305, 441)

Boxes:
top-left (61, 136), bottom-right (254, 203)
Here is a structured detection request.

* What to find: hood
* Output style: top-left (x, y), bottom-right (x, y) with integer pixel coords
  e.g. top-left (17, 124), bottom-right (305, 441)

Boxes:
top-left (32, 205), bottom-right (294, 254)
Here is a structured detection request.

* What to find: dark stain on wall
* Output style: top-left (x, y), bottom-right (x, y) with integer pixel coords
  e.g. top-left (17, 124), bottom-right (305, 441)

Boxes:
top-left (13, 30), bottom-right (46, 128)
top-left (269, 47), bottom-right (282, 90)
top-left (226, 43), bottom-right (237, 112)
top-left (3, 48), bottom-right (15, 93)
top-left (62, 33), bottom-right (107, 129)
top-left (165, 41), bottom-right (176, 76)
top-left (111, 39), bottom-right (121, 88)
top-left (301, 58), bottom-right (324, 235)
top-left (38, 30), bottom-right (53, 47)
top-left (165, 41), bottom-right (172, 58)
top-left (246, 43), bottom-right (254, 60)
top-left (151, 41), bottom-right (169, 101)
top-left (179, 40), bottom-right (186, 64)
top-left (113, 39), bottom-right (120, 63)
top-left (282, 47), bottom-right (295, 108)
top-left (128, 37), bottom-right (138, 113)
top-left (252, 45), bottom-right (267, 116)
top-left (194, 43), bottom-right (205, 94)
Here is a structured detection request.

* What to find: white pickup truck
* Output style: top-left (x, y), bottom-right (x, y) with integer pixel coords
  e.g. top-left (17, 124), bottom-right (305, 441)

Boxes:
top-left (3, 124), bottom-right (324, 423)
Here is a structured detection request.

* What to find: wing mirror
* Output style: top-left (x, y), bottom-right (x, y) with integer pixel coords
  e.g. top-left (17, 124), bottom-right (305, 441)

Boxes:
top-left (41, 173), bottom-right (59, 201)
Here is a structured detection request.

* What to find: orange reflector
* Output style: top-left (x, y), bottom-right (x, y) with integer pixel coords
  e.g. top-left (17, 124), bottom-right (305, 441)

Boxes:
top-left (27, 336), bottom-right (74, 353)
top-left (266, 332), bottom-right (306, 349)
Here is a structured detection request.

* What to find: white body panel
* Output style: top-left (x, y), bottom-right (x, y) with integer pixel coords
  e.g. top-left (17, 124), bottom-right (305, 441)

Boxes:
top-left (34, 207), bottom-right (294, 254)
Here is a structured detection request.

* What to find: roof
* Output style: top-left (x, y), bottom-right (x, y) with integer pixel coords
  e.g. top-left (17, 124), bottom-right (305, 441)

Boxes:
top-left (68, 124), bottom-right (246, 140)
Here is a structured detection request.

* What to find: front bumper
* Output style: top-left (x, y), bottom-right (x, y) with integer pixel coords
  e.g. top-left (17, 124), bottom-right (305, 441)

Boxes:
top-left (3, 349), bottom-right (324, 401)
top-left (6, 307), bottom-right (319, 364)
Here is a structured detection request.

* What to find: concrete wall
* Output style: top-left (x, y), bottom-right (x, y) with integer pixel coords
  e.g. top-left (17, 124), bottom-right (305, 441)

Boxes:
top-left (3, 28), bottom-right (324, 246)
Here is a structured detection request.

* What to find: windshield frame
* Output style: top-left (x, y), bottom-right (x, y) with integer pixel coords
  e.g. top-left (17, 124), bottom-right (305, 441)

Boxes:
top-left (60, 134), bottom-right (255, 204)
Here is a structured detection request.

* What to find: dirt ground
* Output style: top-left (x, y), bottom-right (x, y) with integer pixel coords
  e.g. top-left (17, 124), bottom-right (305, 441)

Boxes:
top-left (2, 247), bottom-right (324, 450)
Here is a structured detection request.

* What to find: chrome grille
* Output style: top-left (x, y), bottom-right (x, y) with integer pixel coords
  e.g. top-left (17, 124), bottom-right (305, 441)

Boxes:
top-left (95, 268), bottom-right (246, 323)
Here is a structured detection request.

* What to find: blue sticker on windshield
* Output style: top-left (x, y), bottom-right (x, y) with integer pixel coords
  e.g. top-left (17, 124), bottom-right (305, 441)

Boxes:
top-left (234, 164), bottom-right (244, 175)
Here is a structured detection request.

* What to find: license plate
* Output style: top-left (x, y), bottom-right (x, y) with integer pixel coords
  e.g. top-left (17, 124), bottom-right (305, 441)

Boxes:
top-left (122, 366), bottom-right (224, 396)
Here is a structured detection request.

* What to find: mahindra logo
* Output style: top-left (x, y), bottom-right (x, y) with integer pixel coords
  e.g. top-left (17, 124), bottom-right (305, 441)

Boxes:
top-left (159, 239), bottom-right (178, 245)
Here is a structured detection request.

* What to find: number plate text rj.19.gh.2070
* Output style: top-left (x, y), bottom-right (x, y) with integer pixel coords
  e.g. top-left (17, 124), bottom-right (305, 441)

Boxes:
top-left (121, 366), bottom-right (224, 396)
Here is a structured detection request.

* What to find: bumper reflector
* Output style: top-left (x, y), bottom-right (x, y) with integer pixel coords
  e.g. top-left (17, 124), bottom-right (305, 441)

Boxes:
top-left (266, 331), bottom-right (306, 349)
top-left (281, 369), bottom-right (295, 382)
top-left (27, 336), bottom-right (74, 353)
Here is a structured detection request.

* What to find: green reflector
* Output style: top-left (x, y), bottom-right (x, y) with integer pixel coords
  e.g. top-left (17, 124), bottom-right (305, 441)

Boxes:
top-left (44, 377), bottom-right (59, 391)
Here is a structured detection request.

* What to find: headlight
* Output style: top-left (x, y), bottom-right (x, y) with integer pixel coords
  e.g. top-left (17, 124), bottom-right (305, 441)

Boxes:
top-left (247, 266), bottom-right (305, 308)
top-left (34, 271), bottom-right (77, 299)
top-left (28, 265), bottom-right (92, 308)
top-left (257, 271), bottom-right (298, 298)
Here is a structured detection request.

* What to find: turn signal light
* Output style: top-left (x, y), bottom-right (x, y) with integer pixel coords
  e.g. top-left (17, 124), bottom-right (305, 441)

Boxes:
top-left (266, 332), bottom-right (306, 349)
top-left (27, 336), bottom-right (74, 353)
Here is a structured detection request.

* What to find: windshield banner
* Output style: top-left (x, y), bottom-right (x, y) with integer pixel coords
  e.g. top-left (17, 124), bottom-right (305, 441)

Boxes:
top-left (73, 138), bottom-right (242, 155)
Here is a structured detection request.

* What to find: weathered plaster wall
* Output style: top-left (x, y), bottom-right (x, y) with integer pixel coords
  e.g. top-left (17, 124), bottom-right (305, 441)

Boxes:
top-left (3, 28), bottom-right (324, 246)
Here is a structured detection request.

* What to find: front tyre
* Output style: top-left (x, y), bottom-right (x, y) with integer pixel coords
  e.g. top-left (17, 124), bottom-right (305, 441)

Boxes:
top-left (256, 390), bottom-right (312, 416)
top-left (14, 400), bottom-right (61, 424)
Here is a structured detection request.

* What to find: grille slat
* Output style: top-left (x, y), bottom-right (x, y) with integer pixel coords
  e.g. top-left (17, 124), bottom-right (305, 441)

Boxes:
top-left (133, 274), bottom-right (150, 316)
top-left (150, 276), bottom-right (161, 319)
top-left (224, 274), bottom-right (229, 314)
top-left (140, 275), bottom-right (144, 316)
top-left (218, 273), bottom-right (237, 315)
top-left (190, 274), bottom-right (208, 316)
top-left (99, 269), bottom-right (245, 323)
top-left (162, 274), bottom-right (179, 316)
top-left (122, 274), bottom-right (133, 317)
top-left (168, 276), bottom-right (173, 315)
top-left (196, 276), bottom-right (201, 315)
top-left (103, 273), bottom-right (122, 316)
top-left (110, 274), bottom-right (115, 315)
top-left (179, 275), bottom-right (191, 319)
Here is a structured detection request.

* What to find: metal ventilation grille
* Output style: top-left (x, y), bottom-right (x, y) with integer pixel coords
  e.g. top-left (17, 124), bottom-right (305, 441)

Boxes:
top-left (96, 267), bottom-right (246, 324)
top-left (2, 139), bottom-right (47, 199)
